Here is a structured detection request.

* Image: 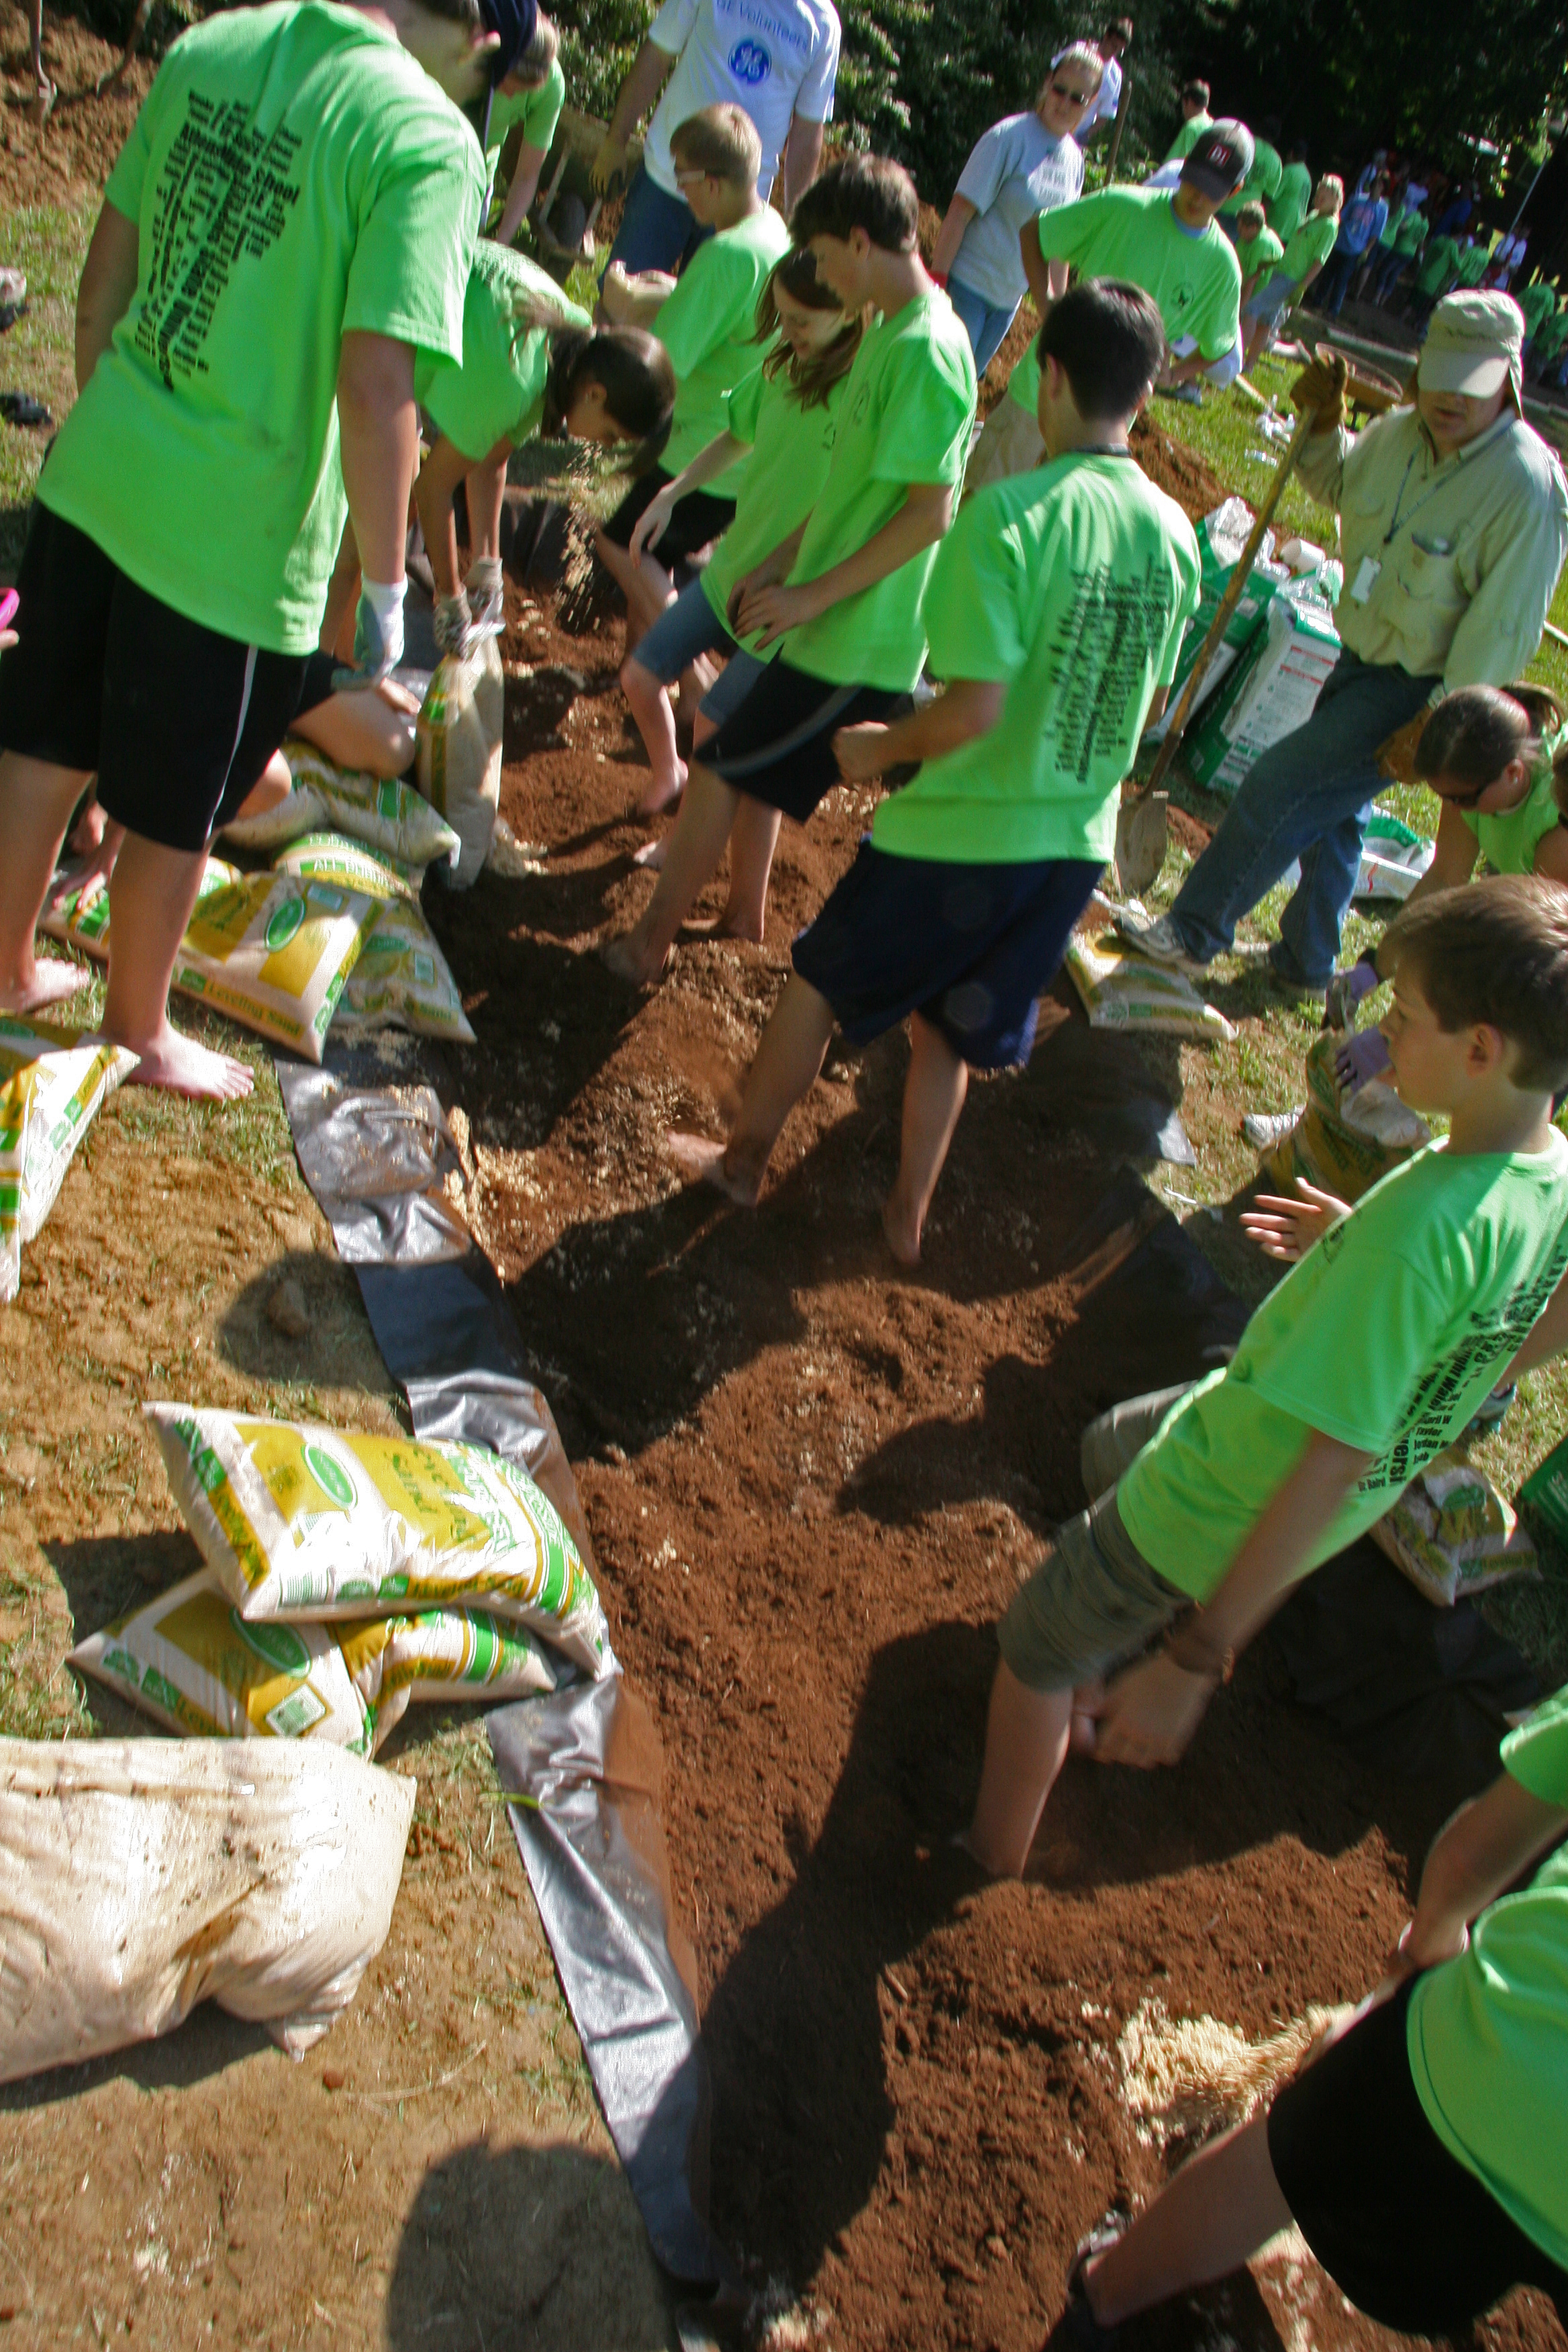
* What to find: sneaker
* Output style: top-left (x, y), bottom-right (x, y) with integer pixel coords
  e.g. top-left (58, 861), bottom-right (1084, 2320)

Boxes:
top-left (1463, 1381), bottom-right (1516, 1439)
top-left (1172, 381), bottom-right (1204, 405)
top-left (1242, 1107), bottom-right (1304, 1150)
top-left (1113, 908), bottom-right (1210, 974)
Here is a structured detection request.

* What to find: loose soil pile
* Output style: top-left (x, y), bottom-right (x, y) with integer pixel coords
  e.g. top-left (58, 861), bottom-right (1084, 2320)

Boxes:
top-left (420, 564), bottom-right (1567, 2351)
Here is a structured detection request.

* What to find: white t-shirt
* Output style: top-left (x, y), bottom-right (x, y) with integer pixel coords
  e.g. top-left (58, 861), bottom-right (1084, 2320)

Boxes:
top-left (952, 113), bottom-right (1084, 309)
top-left (1077, 52), bottom-right (1121, 135)
top-left (642, 0), bottom-right (840, 198)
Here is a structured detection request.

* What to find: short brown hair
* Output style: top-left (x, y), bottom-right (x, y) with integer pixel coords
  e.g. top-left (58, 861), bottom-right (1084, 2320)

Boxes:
top-left (1384, 875), bottom-right (1568, 1090)
top-left (670, 103), bottom-right (762, 189)
top-left (512, 10), bottom-right (558, 82)
top-left (756, 245), bottom-right (863, 409)
top-left (791, 152), bottom-right (918, 253)
top-left (1236, 201), bottom-right (1266, 236)
top-left (1182, 78), bottom-right (1210, 108)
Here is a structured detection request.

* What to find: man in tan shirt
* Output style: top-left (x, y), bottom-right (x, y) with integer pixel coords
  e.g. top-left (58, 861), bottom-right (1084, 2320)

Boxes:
top-left (1123, 291), bottom-right (1568, 985)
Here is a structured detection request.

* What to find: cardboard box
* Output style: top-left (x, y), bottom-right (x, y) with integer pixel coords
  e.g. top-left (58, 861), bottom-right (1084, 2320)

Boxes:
top-left (1145, 501), bottom-right (1288, 742)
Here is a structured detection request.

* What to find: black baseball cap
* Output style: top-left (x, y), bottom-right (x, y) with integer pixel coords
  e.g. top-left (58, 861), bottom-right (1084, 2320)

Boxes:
top-left (1181, 118), bottom-right (1255, 201)
top-left (481, 0), bottom-right (538, 84)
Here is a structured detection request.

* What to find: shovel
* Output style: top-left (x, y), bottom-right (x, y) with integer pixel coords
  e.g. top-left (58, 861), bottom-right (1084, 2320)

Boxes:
top-left (1114, 399), bottom-right (1319, 896)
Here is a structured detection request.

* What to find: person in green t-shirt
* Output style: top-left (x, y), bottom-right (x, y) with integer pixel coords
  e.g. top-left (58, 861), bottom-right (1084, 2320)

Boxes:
top-left (602, 152), bottom-right (975, 989)
top-left (1455, 234), bottom-right (1493, 289)
top-left (1059, 1681), bottom-right (1568, 2343)
top-left (483, 12), bottom-right (567, 248)
top-left (1220, 111), bottom-right (1283, 222)
top-left (0, 0), bottom-right (495, 1101)
top-left (660, 281), bottom-right (1198, 1261)
top-left (597, 103), bottom-right (791, 649)
top-left (1368, 200), bottom-right (1426, 308)
top-left (618, 246), bottom-right (859, 818)
top-left (1232, 203), bottom-right (1283, 303)
top-left (969, 123), bottom-right (1248, 487)
top-left (1411, 229), bottom-right (1462, 322)
top-left (1160, 80), bottom-right (1210, 166)
top-left (1518, 275), bottom-right (1560, 353)
top-left (1241, 172), bottom-right (1342, 369)
top-left (1267, 141), bottom-right (1313, 242)
top-left (1323, 684), bottom-right (1568, 1091)
top-left (965, 876), bottom-right (1568, 1881)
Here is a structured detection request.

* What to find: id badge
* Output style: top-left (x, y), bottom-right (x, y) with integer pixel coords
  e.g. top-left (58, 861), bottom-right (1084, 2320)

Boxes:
top-left (1349, 555), bottom-right (1381, 604)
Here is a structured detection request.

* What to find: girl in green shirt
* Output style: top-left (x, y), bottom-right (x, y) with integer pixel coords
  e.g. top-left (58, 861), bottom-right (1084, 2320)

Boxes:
top-left (620, 246), bottom-right (861, 819)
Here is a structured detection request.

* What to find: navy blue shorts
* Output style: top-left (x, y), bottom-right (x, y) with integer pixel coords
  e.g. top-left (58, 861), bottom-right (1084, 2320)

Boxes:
top-left (791, 838), bottom-right (1101, 1068)
top-left (702, 657), bottom-right (902, 824)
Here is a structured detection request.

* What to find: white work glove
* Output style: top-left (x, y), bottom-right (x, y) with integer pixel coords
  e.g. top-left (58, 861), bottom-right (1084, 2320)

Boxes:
top-left (465, 556), bottom-right (505, 636)
top-left (335, 577), bottom-right (406, 689)
top-left (434, 587), bottom-right (474, 659)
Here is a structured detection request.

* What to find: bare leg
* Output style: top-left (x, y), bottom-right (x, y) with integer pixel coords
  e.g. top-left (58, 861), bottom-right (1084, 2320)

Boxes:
top-left (593, 533), bottom-right (674, 656)
top-left (602, 761), bottom-right (740, 985)
top-left (464, 452), bottom-right (508, 567)
top-left (964, 1659), bottom-right (1073, 1876)
top-left (714, 797), bottom-right (782, 942)
top-left (101, 832), bottom-right (253, 1099)
top-left (667, 975), bottom-right (836, 1203)
top-left (620, 653), bottom-right (687, 816)
top-left (0, 752), bottom-right (97, 1013)
top-left (1083, 2112), bottom-right (1294, 2326)
top-left (234, 751), bottom-right (294, 821)
top-left (293, 683), bottom-right (418, 779)
top-left (882, 1012), bottom-right (968, 1265)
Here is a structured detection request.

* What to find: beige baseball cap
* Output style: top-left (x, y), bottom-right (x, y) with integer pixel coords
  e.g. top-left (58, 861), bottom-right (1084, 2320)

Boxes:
top-left (1419, 289), bottom-right (1525, 407)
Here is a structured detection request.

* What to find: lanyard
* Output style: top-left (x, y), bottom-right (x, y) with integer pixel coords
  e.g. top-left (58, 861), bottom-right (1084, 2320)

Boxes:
top-left (1380, 418), bottom-right (1512, 550)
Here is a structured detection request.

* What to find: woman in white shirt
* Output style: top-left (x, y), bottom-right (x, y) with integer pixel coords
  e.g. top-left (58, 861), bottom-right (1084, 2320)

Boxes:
top-left (930, 43), bottom-right (1102, 375)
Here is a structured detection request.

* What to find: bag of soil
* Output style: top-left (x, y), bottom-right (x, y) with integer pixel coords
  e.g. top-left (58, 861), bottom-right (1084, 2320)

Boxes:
top-left (226, 744), bottom-right (460, 871)
top-left (0, 1735), bottom-right (413, 2075)
top-left (415, 656), bottom-right (500, 887)
top-left (333, 900), bottom-right (475, 1044)
top-left (0, 1016), bottom-right (137, 1302)
top-left (71, 1567), bottom-right (573, 1755)
top-left (1065, 931), bottom-right (1238, 1041)
top-left (1369, 1451), bottom-right (1537, 1608)
top-left (273, 829), bottom-right (422, 899)
top-left (146, 1404), bottom-right (614, 1677)
top-left (1267, 1032), bottom-right (1430, 1203)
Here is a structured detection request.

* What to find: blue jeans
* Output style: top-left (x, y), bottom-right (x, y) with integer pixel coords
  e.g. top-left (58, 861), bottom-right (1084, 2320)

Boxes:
top-left (1167, 648), bottom-right (1438, 981)
top-left (603, 165), bottom-right (712, 279)
top-left (1319, 245), bottom-right (1368, 314)
top-left (947, 277), bottom-right (1021, 377)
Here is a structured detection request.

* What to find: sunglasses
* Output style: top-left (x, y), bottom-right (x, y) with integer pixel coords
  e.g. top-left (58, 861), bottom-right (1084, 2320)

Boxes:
top-left (1049, 81), bottom-right (1093, 103)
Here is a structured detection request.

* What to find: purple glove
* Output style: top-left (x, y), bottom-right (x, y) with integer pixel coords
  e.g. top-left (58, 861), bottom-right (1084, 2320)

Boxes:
top-left (1334, 1027), bottom-right (1392, 1089)
top-left (1324, 957), bottom-right (1379, 1032)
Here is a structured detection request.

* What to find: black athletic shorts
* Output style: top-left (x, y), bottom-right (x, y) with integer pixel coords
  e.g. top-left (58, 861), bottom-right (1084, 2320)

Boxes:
top-left (294, 648), bottom-right (340, 722)
top-left (701, 656), bottom-right (902, 824)
top-left (599, 466), bottom-right (737, 567)
top-left (0, 503), bottom-right (309, 852)
top-left (1267, 1979), bottom-right (1568, 2338)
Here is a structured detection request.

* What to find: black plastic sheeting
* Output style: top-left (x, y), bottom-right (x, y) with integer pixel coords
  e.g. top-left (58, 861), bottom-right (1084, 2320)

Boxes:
top-left (273, 1041), bottom-right (723, 2306)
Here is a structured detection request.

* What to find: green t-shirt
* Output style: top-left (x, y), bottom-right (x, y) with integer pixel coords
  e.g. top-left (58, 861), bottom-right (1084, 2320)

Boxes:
top-left (700, 363), bottom-right (844, 633)
top-left (1163, 110), bottom-right (1211, 164)
top-left (1280, 210), bottom-right (1339, 283)
top-left (1463, 741), bottom-right (1566, 875)
top-left (1221, 134), bottom-right (1282, 215)
top-left (415, 246), bottom-right (588, 462)
top-left (1394, 206), bottom-right (1427, 256)
top-left (1455, 239), bottom-right (1492, 287)
top-left (1519, 279), bottom-right (1559, 340)
top-left (779, 292), bottom-right (976, 693)
top-left (1267, 159), bottom-right (1312, 244)
top-left (656, 204), bottom-right (791, 492)
top-left (1009, 188), bottom-right (1242, 413)
top-left (1118, 1132), bottom-right (1568, 1602)
top-left (1537, 303), bottom-right (1568, 360)
top-left (38, 0), bottom-right (481, 657)
top-left (1236, 226), bottom-right (1285, 284)
top-left (1406, 1683), bottom-right (1568, 2269)
top-left (872, 452), bottom-right (1199, 865)
top-left (485, 56), bottom-right (566, 211)
top-left (1416, 234), bottom-right (1461, 295)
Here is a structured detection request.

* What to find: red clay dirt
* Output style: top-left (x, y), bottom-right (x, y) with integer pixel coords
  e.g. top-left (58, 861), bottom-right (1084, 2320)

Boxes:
top-left (418, 563), bottom-right (1567, 2352)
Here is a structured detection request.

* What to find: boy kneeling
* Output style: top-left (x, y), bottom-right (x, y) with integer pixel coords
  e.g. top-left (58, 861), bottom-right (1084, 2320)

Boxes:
top-left (671, 279), bottom-right (1199, 1263)
top-left (969, 877), bottom-right (1568, 1877)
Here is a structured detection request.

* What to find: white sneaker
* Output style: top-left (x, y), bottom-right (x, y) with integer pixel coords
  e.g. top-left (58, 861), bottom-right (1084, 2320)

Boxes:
top-left (1242, 1107), bottom-right (1304, 1150)
top-left (1114, 908), bottom-right (1209, 974)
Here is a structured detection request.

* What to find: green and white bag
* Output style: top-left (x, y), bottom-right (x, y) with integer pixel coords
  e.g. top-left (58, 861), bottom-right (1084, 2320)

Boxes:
top-left (146, 1405), bottom-right (614, 1677)
top-left (0, 1017), bottom-right (136, 1302)
top-left (226, 743), bottom-right (460, 871)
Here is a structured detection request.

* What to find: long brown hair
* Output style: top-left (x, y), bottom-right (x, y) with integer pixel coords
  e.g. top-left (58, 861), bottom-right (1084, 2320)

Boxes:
top-left (753, 246), bottom-right (863, 411)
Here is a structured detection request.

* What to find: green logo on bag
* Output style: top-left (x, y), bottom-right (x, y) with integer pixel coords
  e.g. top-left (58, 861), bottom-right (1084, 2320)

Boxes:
top-left (303, 1442), bottom-right (356, 1509)
top-left (264, 897), bottom-right (305, 952)
top-left (232, 1610), bottom-right (311, 1675)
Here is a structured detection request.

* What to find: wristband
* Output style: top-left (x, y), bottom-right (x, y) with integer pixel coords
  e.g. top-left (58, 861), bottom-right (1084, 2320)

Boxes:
top-left (1163, 1614), bottom-right (1235, 1684)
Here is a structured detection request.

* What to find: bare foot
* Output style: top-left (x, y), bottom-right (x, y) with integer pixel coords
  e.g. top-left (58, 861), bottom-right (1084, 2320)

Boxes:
top-left (678, 909), bottom-right (765, 946)
top-left (880, 1193), bottom-right (922, 1267)
top-left (599, 932), bottom-right (667, 988)
top-left (665, 1130), bottom-right (762, 1204)
top-left (120, 1027), bottom-right (254, 1100)
top-left (0, 959), bottom-right (90, 1016)
top-left (634, 761), bottom-right (686, 818)
top-left (632, 836), bottom-right (668, 871)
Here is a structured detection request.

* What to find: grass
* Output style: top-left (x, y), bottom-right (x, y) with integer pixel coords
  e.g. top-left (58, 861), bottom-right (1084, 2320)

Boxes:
top-left (0, 198), bottom-right (95, 574)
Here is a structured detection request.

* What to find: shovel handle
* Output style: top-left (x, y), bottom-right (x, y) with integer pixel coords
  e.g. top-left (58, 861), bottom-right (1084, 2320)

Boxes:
top-left (1136, 401), bottom-right (1320, 803)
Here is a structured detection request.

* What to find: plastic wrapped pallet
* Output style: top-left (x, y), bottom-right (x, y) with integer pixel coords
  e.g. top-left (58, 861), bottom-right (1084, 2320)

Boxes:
top-left (415, 656), bottom-right (500, 887)
top-left (1185, 587), bottom-right (1341, 796)
top-left (0, 1017), bottom-right (136, 1302)
top-left (1144, 498), bottom-right (1289, 743)
top-left (146, 1404), bottom-right (615, 1677)
top-left (0, 1736), bottom-right (414, 2077)
top-left (1065, 930), bottom-right (1237, 1041)
top-left (1267, 1031), bottom-right (1431, 1202)
top-left (71, 1567), bottom-right (573, 1755)
top-left (1369, 1451), bottom-right (1537, 1608)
